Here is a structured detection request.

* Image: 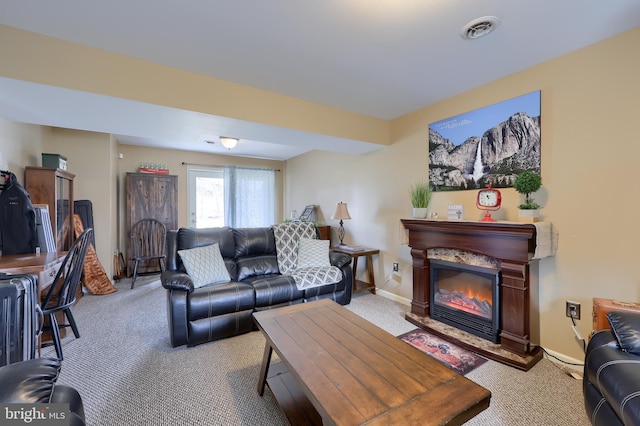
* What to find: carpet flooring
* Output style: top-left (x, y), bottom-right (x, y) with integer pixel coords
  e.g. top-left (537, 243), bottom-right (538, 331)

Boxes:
top-left (46, 277), bottom-right (590, 425)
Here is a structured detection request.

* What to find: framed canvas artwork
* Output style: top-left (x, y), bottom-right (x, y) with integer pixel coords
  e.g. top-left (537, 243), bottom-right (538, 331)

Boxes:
top-left (428, 91), bottom-right (541, 191)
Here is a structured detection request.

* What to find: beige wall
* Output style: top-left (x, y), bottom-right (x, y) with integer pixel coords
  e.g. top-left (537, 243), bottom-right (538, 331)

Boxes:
top-left (44, 129), bottom-right (118, 277)
top-left (0, 25), bottom-right (389, 147)
top-left (0, 118), bottom-right (51, 178)
top-left (286, 27), bottom-right (640, 361)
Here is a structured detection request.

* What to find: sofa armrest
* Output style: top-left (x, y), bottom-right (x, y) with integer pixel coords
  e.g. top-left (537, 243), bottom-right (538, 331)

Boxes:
top-left (0, 358), bottom-right (61, 403)
top-left (330, 251), bottom-right (352, 269)
top-left (584, 329), bottom-right (640, 425)
top-left (161, 270), bottom-right (194, 292)
top-left (51, 385), bottom-right (85, 426)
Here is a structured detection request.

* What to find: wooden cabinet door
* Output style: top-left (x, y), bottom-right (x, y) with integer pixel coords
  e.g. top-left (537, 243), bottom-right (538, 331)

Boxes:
top-left (125, 173), bottom-right (177, 275)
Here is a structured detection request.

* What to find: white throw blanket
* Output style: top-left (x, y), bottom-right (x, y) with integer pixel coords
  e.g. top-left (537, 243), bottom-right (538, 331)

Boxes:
top-left (272, 222), bottom-right (342, 289)
top-left (532, 222), bottom-right (558, 259)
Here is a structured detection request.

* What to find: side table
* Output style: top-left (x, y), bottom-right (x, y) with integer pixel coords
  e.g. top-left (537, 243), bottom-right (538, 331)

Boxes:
top-left (331, 246), bottom-right (379, 294)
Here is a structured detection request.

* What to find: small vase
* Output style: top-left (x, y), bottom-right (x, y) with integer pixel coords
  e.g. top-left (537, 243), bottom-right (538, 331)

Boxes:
top-left (412, 208), bottom-right (429, 219)
top-left (518, 209), bottom-right (539, 223)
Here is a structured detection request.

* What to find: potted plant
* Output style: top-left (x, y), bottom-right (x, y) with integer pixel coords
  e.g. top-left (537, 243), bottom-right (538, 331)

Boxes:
top-left (513, 171), bottom-right (542, 222)
top-left (409, 181), bottom-right (432, 218)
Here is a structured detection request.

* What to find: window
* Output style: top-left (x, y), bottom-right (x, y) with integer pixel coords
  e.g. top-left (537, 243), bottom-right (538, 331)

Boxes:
top-left (187, 166), bottom-right (275, 228)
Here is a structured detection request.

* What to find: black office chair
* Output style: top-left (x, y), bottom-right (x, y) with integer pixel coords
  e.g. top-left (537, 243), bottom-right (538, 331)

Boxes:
top-left (130, 218), bottom-right (166, 289)
top-left (38, 228), bottom-right (93, 361)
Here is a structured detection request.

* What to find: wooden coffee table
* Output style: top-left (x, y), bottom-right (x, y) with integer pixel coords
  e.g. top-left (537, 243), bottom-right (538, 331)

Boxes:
top-left (254, 299), bottom-right (491, 425)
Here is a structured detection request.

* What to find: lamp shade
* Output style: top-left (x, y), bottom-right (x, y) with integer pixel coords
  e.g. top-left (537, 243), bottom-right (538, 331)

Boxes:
top-left (331, 202), bottom-right (351, 221)
top-left (220, 137), bottom-right (238, 150)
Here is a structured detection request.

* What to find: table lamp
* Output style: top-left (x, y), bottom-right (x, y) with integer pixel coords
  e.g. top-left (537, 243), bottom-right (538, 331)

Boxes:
top-left (331, 202), bottom-right (351, 246)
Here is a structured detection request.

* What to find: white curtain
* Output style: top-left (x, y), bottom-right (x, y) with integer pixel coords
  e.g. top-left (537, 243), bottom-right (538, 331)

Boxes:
top-left (224, 166), bottom-right (275, 227)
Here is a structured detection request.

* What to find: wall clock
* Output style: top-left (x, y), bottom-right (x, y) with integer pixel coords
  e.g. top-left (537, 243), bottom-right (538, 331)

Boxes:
top-left (476, 184), bottom-right (501, 222)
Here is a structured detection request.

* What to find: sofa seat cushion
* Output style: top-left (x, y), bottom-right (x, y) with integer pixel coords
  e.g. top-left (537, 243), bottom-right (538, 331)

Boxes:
top-left (188, 282), bottom-right (255, 321)
top-left (246, 274), bottom-right (304, 307)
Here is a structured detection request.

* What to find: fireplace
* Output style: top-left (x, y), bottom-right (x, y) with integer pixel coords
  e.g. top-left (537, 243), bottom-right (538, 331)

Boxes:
top-left (400, 219), bottom-right (545, 370)
top-left (429, 259), bottom-right (500, 343)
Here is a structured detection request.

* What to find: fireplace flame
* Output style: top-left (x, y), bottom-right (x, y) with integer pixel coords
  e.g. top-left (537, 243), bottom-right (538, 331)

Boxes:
top-left (435, 289), bottom-right (492, 320)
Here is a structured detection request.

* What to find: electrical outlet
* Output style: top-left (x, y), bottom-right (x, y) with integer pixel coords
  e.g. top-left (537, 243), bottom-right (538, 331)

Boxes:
top-left (392, 262), bottom-right (399, 272)
top-left (566, 301), bottom-right (581, 320)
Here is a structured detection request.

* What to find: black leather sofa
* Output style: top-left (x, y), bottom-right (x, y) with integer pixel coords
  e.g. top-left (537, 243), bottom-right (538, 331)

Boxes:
top-left (0, 358), bottom-right (85, 426)
top-left (584, 311), bottom-right (640, 425)
top-left (161, 226), bottom-right (353, 347)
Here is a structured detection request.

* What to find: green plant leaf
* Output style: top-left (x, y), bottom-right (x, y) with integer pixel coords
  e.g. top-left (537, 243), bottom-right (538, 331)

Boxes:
top-left (409, 182), bottom-right (432, 208)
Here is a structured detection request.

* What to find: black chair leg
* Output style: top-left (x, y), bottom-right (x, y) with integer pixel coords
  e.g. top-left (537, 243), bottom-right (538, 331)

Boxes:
top-left (131, 260), bottom-right (139, 289)
top-left (64, 308), bottom-right (81, 338)
top-left (49, 314), bottom-right (63, 361)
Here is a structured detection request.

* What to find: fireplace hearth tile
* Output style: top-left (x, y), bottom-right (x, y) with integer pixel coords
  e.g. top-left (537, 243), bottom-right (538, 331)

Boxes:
top-left (406, 311), bottom-right (543, 370)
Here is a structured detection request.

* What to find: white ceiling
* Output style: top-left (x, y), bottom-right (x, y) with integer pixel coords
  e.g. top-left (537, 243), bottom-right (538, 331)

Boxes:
top-left (1, 1), bottom-right (639, 160)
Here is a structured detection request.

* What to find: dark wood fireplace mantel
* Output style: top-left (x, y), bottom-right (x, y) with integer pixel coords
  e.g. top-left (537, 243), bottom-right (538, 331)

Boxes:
top-left (400, 219), bottom-right (542, 370)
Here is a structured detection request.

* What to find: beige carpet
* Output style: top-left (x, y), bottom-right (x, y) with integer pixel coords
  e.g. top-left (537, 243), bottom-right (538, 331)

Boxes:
top-left (46, 278), bottom-right (590, 425)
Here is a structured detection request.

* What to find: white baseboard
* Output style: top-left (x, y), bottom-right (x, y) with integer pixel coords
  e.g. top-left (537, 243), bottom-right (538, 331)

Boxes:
top-left (374, 288), bottom-right (411, 306)
top-left (541, 347), bottom-right (584, 376)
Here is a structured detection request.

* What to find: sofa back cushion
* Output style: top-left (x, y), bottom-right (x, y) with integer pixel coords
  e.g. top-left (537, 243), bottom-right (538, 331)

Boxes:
top-left (233, 228), bottom-right (276, 257)
top-left (176, 227), bottom-right (237, 279)
top-left (608, 311), bottom-right (640, 355)
top-left (233, 228), bottom-right (279, 281)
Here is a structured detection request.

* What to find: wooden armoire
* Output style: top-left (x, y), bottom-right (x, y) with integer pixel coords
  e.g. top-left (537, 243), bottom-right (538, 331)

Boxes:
top-left (125, 173), bottom-right (178, 276)
top-left (24, 166), bottom-right (75, 252)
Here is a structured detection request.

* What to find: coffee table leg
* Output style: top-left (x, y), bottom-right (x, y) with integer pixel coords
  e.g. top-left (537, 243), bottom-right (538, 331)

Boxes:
top-left (257, 341), bottom-right (273, 396)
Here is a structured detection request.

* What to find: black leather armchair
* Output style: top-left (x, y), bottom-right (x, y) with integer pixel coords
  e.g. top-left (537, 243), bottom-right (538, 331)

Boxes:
top-left (0, 358), bottom-right (85, 426)
top-left (161, 226), bottom-right (352, 347)
top-left (584, 311), bottom-right (640, 425)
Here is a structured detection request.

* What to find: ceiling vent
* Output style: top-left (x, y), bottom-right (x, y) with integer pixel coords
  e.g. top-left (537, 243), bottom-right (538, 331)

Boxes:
top-left (460, 16), bottom-right (500, 40)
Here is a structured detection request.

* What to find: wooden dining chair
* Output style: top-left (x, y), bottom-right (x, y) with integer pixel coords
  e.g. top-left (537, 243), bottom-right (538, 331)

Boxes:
top-left (38, 228), bottom-right (93, 360)
top-left (130, 218), bottom-right (166, 289)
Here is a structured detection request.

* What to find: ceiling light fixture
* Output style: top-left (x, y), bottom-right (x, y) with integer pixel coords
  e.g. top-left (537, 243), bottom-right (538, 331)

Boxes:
top-left (219, 137), bottom-right (239, 150)
top-left (460, 16), bottom-right (500, 40)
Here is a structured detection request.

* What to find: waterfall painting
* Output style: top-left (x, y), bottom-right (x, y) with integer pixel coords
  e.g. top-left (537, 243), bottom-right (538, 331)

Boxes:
top-left (428, 91), bottom-right (540, 192)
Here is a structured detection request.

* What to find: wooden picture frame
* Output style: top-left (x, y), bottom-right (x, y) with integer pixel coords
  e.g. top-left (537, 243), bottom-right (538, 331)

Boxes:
top-left (299, 205), bottom-right (316, 221)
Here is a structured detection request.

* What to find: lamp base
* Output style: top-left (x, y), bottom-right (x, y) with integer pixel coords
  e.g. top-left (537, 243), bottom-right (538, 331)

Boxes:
top-left (338, 220), bottom-right (346, 245)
